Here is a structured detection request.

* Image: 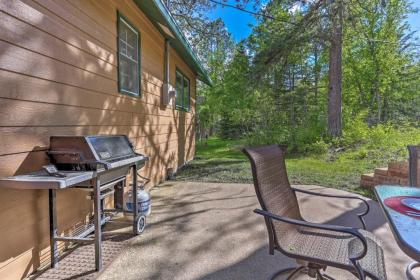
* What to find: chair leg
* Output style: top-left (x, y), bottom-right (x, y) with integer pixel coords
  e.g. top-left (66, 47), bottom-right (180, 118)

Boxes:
top-left (316, 271), bottom-right (324, 280)
top-left (316, 270), bottom-right (336, 280)
top-left (285, 266), bottom-right (306, 280)
top-left (268, 266), bottom-right (305, 280)
top-left (406, 262), bottom-right (420, 280)
top-left (269, 265), bottom-right (335, 280)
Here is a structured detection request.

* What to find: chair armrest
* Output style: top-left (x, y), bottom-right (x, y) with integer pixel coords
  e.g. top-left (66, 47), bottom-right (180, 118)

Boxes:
top-left (254, 208), bottom-right (367, 279)
top-left (291, 187), bottom-right (370, 230)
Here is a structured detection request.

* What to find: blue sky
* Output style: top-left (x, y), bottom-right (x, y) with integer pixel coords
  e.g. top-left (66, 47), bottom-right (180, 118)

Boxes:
top-left (408, 0), bottom-right (420, 34)
top-left (208, 0), bottom-right (420, 42)
top-left (208, 1), bottom-right (260, 41)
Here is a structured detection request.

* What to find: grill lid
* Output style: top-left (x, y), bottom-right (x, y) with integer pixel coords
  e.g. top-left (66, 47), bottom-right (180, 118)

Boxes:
top-left (87, 135), bottom-right (134, 161)
top-left (49, 135), bottom-right (140, 166)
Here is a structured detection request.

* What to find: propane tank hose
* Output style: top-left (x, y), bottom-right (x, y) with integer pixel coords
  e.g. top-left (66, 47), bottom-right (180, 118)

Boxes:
top-left (136, 171), bottom-right (150, 190)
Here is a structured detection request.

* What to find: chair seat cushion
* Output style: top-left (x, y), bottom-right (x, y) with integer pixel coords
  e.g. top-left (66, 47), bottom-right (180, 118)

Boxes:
top-left (277, 225), bottom-right (387, 280)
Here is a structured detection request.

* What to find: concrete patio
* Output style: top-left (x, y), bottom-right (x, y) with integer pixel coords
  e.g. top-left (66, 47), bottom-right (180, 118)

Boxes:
top-left (93, 181), bottom-right (416, 280)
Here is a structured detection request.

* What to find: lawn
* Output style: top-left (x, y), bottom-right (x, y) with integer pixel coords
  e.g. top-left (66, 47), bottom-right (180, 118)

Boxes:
top-left (175, 132), bottom-right (418, 198)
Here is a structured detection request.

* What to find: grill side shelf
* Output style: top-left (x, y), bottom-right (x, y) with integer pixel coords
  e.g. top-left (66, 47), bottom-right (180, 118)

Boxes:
top-left (0, 171), bottom-right (96, 190)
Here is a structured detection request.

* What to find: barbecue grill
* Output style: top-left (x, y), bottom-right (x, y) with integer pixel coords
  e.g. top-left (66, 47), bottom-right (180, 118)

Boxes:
top-left (0, 135), bottom-right (149, 271)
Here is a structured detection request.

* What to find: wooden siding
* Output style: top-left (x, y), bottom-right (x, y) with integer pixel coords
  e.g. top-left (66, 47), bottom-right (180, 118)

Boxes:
top-left (0, 0), bottom-right (197, 278)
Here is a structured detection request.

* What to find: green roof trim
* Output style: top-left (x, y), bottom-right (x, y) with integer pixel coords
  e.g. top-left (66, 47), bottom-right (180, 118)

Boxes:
top-left (134, 0), bottom-right (212, 86)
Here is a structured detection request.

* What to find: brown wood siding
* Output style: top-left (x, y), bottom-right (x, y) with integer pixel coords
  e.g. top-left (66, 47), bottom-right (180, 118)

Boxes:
top-left (0, 0), bottom-right (197, 278)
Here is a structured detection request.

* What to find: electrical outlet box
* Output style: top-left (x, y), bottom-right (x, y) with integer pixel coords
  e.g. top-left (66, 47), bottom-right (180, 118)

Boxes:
top-left (162, 83), bottom-right (177, 106)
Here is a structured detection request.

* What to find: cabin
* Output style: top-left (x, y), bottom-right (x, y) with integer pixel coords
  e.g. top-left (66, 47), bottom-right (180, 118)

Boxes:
top-left (0, 0), bottom-right (210, 278)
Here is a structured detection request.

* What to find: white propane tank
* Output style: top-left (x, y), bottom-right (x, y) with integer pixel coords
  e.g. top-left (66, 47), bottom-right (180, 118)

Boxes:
top-left (124, 188), bottom-right (152, 216)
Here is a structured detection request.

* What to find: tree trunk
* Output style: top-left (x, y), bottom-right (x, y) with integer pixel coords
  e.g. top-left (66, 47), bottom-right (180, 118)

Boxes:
top-left (313, 44), bottom-right (320, 105)
top-left (368, 39), bottom-right (382, 124)
top-left (374, 56), bottom-right (382, 123)
top-left (274, 70), bottom-right (282, 113)
top-left (290, 67), bottom-right (296, 129)
top-left (375, 89), bottom-right (382, 122)
top-left (327, 0), bottom-right (343, 137)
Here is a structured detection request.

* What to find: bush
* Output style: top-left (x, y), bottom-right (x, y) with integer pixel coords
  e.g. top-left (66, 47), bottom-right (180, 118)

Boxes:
top-left (346, 148), bottom-right (368, 160)
top-left (303, 140), bottom-right (329, 154)
top-left (342, 111), bottom-right (370, 147)
top-left (340, 123), bottom-right (420, 163)
top-left (237, 108), bottom-right (420, 159)
top-left (290, 115), bottom-right (327, 153)
top-left (217, 115), bottom-right (244, 139)
top-left (245, 127), bottom-right (290, 147)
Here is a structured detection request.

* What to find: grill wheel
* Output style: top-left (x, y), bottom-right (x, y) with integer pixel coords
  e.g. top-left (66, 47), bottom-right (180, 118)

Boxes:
top-left (135, 215), bottom-right (146, 235)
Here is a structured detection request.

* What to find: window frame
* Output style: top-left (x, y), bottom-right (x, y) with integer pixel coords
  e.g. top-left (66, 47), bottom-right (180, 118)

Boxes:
top-left (175, 68), bottom-right (191, 111)
top-left (117, 11), bottom-right (141, 97)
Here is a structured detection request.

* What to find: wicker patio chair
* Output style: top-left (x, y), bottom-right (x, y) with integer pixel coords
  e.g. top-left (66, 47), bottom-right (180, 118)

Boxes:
top-left (243, 145), bottom-right (387, 280)
top-left (408, 145), bottom-right (420, 187)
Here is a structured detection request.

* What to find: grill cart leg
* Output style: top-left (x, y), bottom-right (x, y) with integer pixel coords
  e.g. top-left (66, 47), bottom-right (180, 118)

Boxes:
top-left (94, 177), bottom-right (102, 271)
top-left (49, 189), bottom-right (58, 268)
top-left (132, 165), bottom-right (139, 234)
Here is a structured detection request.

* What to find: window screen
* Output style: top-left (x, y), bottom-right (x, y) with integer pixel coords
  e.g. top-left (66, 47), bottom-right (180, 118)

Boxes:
top-left (118, 14), bottom-right (140, 96)
top-left (176, 71), bottom-right (183, 108)
top-left (175, 69), bottom-right (190, 111)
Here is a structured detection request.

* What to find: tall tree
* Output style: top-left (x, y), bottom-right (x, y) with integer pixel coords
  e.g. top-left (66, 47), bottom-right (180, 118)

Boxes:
top-left (250, 0), bottom-right (418, 137)
top-left (166, 0), bottom-right (419, 145)
top-left (166, 0), bottom-right (237, 137)
top-left (251, 0), bottom-right (348, 137)
top-left (327, 0), bottom-right (344, 137)
top-left (166, 0), bottom-right (252, 62)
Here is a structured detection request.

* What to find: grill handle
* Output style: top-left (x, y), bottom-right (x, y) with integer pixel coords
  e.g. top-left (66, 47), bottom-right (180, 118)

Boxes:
top-left (96, 160), bottom-right (111, 170)
top-left (47, 150), bottom-right (80, 156)
top-left (47, 150), bottom-right (84, 162)
top-left (48, 150), bottom-right (111, 170)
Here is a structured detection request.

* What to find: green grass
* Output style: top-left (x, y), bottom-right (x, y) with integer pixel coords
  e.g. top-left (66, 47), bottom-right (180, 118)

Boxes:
top-left (194, 138), bottom-right (245, 159)
top-left (176, 128), bottom-right (419, 198)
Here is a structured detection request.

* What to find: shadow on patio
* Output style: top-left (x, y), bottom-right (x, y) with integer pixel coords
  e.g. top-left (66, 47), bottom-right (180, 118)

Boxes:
top-left (97, 181), bottom-right (413, 280)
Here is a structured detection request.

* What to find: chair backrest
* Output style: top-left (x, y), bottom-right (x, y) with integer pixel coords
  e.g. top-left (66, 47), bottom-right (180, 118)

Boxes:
top-left (243, 145), bottom-right (302, 250)
top-left (408, 145), bottom-right (420, 187)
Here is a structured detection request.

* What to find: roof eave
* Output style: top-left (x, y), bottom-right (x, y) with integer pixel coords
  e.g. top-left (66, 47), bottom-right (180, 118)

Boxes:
top-left (133, 0), bottom-right (212, 86)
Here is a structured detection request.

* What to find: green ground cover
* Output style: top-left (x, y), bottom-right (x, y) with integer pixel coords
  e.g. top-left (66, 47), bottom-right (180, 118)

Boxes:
top-left (175, 127), bottom-right (420, 198)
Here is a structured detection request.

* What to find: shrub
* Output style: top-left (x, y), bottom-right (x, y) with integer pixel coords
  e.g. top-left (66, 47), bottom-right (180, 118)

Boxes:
top-left (217, 115), bottom-right (244, 139)
top-left (342, 111), bottom-right (369, 147)
top-left (245, 127), bottom-right (290, 147)
top-left (303, 140), bottom-right (329, 154)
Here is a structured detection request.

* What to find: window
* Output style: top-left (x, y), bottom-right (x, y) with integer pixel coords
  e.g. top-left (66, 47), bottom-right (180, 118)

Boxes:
top-left (175, 69), bottom-right (190, 111)
top-left (117, 13), bottom-right (140, 96)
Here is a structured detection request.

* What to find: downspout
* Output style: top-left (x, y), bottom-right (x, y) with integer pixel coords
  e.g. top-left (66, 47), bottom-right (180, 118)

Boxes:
top-left (163, 39), bottom-right (172, 106)
top-left (164, 39), bottom-right (170, 85)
